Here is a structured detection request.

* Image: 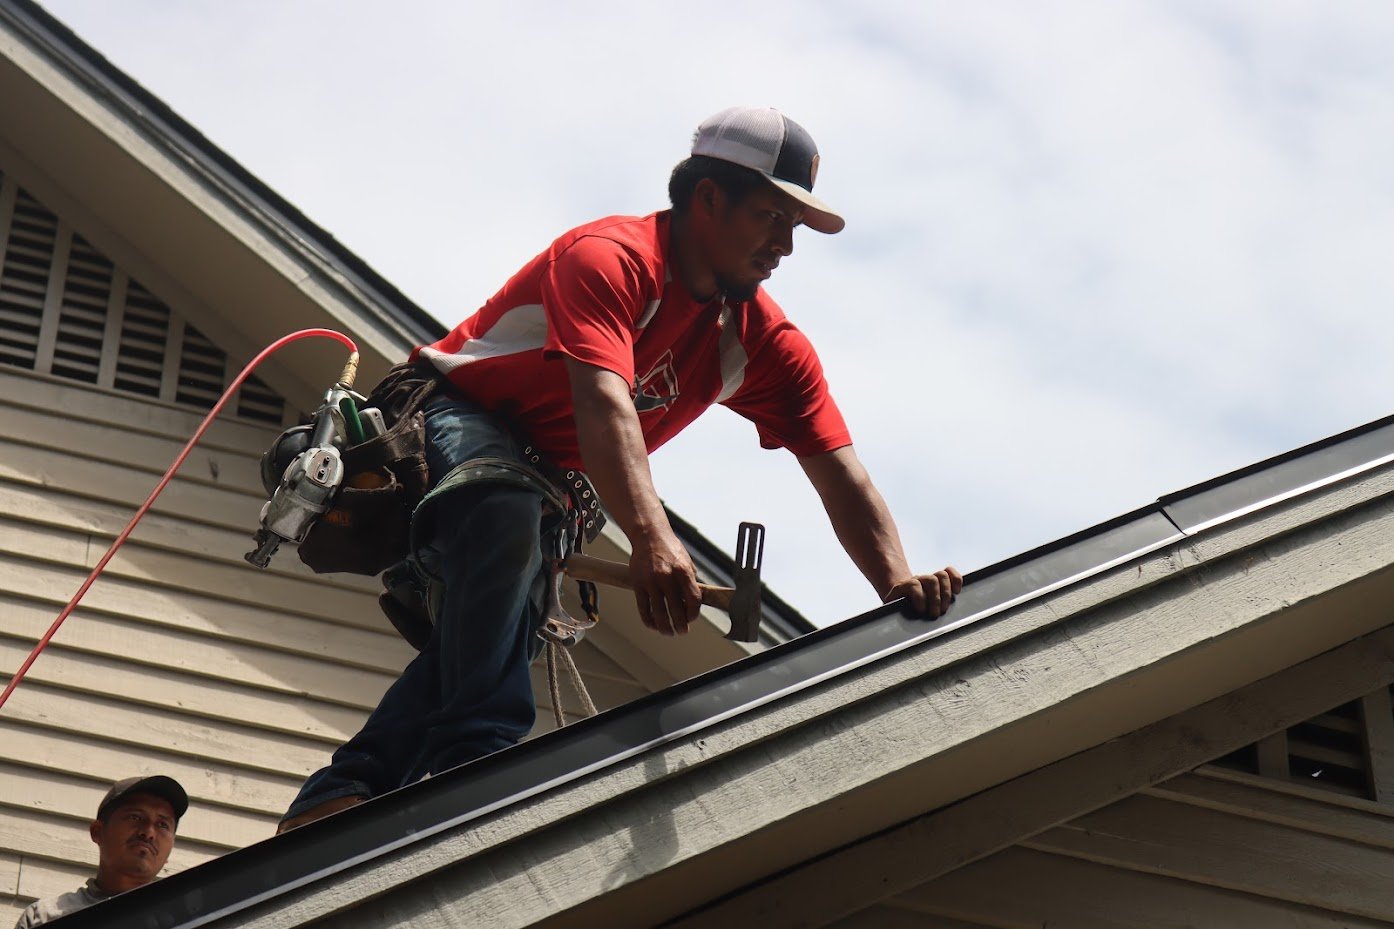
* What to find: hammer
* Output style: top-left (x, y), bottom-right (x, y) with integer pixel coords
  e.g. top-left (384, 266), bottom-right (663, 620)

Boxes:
top-left (564, 522), bottom-right (765, 642)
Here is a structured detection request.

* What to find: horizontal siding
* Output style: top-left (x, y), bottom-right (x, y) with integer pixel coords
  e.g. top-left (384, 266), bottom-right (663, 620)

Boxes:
top-left (14, 856), bottom-right (93, 908)
top-left (0, 721), bottom-right (300, 816)
top-left (0, 682), bottom-right (336, 778)
top-left (0, 365), bottom-right (283, 468)
top-left (0, 639), bottom-right (374, 743)
top-left (1021, 795), bottom-right (1394, 919)
top-left (1145, 766), bottom-right (1394, 851)
top-left (897, 846), bottom-right (1391, 928)
top-left (890, 767), bottom-right (1394, 927)
top-left (827, 908), bottom-right (995, 929)
top-left (0, 764), bottom-right (257, 851)
top-left (0, 366), bottom-right (657, 914)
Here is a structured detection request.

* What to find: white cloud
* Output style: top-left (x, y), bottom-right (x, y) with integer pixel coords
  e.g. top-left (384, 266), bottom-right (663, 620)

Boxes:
top-left (36, 0), bottom-right (1394, 623)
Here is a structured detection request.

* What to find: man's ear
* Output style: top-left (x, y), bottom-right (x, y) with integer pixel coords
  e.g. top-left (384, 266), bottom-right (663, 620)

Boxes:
top-left (89, 819), bottom-right (103, 845)
top-left (692, 178), bottom-right (723, 220)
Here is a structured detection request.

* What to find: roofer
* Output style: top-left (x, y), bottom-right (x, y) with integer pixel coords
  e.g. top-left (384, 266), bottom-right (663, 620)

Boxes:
top-left (278, 105), bottom-right (963, 832)
top-left (13, 775), bottom-right (188, 928)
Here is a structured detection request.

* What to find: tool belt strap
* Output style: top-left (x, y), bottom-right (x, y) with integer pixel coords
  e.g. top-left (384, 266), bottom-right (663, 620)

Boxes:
top-left (408, 456), bottom-right (583, 576)
top-left (519, 444), bottom-right (606, 544)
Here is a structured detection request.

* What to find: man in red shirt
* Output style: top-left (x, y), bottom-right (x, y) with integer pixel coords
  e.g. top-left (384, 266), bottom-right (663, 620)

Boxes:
top-left (279, 106), bottom-right (961, 831)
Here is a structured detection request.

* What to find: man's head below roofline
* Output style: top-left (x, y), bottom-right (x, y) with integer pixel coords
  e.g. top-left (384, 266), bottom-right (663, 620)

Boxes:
top-left (12, 775), bottom-right (188, 927)
top-left (667, 106), bottom-right (842, 303)
top-left (92, 776), bottom-right (186, 894)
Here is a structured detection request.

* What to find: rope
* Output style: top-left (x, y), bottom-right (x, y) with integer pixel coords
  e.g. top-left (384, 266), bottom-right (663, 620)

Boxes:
top-left (546, 644), bottom-right (565, 729)
top-left (0, 329), bottom-right (359, 714)
top-left (559, 643), bottom-right (598, 716)
top-left (545, 640), bottom-right (598, 729)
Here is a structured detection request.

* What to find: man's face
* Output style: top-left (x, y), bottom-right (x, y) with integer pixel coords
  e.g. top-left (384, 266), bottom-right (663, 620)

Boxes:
top-left (91, 793), bottom-right (177, 888)
top-left (702, 183), bottom-right (805, 301)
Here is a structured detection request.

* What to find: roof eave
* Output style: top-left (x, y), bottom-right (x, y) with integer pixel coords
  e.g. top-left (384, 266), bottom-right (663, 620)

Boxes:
top-left (57, 411), bottom-right (1394, 928)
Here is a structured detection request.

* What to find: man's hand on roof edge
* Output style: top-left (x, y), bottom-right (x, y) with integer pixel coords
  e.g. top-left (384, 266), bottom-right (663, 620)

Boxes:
top-left (884, 567), bottom-right (964, 619)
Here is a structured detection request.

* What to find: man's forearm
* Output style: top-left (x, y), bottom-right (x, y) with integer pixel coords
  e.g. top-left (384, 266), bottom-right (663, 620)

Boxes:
top-left (564, 357), bottom-right (700, 633)
top-left (800, 446), bottom-right (962, 616)
top-left (800, 448), bottom-right (913, 599)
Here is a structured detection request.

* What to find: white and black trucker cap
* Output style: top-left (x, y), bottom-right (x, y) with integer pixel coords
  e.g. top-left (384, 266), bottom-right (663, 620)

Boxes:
top-left (691, 106), bottom-right (845, 234)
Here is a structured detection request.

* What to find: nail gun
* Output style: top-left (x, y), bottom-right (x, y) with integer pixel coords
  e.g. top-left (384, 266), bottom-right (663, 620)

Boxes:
top-left (244, 353), bottom-right (381, 568)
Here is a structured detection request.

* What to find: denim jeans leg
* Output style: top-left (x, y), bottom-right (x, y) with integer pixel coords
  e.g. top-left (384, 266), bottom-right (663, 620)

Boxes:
top-left (400, 481), bottom-right (545, 783)
top-left (282, 646), bottom-right (440, 820)
top-left (286, 393), bottom-right (549, 811)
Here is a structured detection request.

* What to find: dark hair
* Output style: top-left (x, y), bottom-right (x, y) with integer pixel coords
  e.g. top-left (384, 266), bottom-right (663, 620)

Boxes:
top-left (668, 155), bottom-right (768, 216)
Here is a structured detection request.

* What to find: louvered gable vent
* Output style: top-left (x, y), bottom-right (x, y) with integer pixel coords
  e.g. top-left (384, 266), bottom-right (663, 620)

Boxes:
top-left (0, 187), bottom-right (53, 369)
top-left (52, 231), bottom-right (114, 384)
top-left (1216, 682), bottom-right (1394, 803)
top-left (0, 167), bottom-right (288, 425)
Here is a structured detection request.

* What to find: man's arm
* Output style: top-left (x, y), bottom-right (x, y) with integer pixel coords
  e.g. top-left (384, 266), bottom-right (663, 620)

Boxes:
top-left (798, 446), bottom-right (962, 617)
top-left (565, 357), bottom-right (701, 635)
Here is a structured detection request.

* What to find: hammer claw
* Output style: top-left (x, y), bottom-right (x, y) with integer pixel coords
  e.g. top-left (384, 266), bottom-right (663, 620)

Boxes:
top-left (725, 522), bottom-right (766, 643)
top-left (562, 521), bottom-right (767, 643)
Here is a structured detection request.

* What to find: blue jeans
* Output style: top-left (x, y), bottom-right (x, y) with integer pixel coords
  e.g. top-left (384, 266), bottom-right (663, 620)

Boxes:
top-left (283, 394), bottom-right (550, 820)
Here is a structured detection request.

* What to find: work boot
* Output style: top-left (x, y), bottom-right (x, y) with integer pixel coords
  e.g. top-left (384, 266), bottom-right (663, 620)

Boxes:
top-left (276, 794), bottom-right (366, 834)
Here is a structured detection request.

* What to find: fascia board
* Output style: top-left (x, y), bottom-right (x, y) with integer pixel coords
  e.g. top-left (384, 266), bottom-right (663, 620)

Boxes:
top-left (59, 439), bottom-right (1394, 929)
top-left (256, 460), bottom-right (1394, 929)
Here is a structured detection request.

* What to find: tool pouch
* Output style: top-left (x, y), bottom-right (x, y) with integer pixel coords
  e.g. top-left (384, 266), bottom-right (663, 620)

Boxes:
top-left (297, 363), bottom-right (440, 576)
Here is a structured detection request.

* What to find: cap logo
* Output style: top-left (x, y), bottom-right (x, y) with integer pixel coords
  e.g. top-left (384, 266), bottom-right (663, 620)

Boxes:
top-left (809, 153), bottom-right (820, 189)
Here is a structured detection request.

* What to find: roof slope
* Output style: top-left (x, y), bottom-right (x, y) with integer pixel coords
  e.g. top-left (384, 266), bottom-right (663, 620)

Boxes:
top-left (50, 409), bottom-right (1394, 928)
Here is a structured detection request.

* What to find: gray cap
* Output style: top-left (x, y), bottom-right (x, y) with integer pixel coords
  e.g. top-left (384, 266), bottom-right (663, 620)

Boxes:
top-left (691, 106), bottom-right (845, 234)
top-left (97, 775), bottom-right (188, 822)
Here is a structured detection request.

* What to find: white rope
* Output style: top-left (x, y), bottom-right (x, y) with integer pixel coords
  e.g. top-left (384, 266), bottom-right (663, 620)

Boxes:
top-left (546, 640), bottom-right (598, 728)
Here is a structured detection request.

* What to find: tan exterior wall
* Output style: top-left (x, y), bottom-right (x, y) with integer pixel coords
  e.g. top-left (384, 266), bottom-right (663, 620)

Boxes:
top-left (0, 359), bottom-right (654, 917)
top-left (0, 365), bottom-right (648, 917)
top-left (833, 764), bottom-right (1394, 928)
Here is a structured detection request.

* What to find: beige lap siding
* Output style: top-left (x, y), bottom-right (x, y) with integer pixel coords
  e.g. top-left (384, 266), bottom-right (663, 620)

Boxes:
top-left (847, 766), bottom-right (1394, 928)
top-left (0, 367), bottom-right (651, 913)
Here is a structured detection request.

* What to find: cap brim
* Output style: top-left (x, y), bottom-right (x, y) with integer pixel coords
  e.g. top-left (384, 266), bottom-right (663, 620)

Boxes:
top-left (766, 176), bottom-right (845, 234)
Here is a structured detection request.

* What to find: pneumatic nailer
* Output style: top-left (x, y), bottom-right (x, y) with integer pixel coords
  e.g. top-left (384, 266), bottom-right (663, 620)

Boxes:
top-left (244, 353), bottom-right (383, 568)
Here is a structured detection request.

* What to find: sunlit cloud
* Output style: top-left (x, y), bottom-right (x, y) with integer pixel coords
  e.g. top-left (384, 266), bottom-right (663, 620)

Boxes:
top-left (38, 0), bottom-right (1394, 623)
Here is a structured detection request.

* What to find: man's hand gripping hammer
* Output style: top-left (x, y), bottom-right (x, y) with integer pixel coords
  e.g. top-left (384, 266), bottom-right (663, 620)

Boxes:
top-left (564, 522), bottom-right (766, 642)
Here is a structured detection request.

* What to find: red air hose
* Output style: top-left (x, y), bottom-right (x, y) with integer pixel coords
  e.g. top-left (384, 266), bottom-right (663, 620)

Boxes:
top-left (0, 328), bottom-right (359, 713)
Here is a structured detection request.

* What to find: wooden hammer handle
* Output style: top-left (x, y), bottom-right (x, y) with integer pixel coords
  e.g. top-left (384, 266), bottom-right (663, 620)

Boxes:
top-left (564, 553), bottom-right (735, 612)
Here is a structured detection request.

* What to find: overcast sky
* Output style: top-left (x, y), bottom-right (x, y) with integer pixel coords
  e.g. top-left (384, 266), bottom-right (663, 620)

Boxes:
top-left (36, 0), bottom-right (1394, 625)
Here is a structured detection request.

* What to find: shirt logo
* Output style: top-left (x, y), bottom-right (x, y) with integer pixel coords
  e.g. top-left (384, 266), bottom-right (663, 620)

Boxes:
top-left (633, 351), bottom-right (679, 413)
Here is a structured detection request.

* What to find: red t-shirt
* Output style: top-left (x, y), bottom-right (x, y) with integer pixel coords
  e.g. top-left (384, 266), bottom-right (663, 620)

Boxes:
top-left (413, 211), bottom-right (851, 470)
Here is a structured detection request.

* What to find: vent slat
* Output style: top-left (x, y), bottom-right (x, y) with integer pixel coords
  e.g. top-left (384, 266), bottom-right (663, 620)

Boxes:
top-left (0, 176), bottom-right (287, 420)
top-left (1215, 689), bottom-right (1392, 802)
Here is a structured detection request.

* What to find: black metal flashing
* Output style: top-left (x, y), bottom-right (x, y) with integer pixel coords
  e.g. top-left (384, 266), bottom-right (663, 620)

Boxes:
top-left (0, 0), bottom-right (445, 346)
top-left (1160, 411), bottom-right (1394, 533)
top-left (56, 406), bottom-right (1394, 928)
